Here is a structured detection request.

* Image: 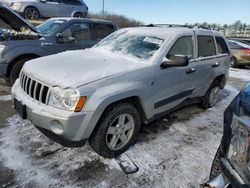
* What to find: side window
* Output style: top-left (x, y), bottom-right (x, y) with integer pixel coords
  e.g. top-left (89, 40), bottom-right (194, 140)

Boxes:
top-left (47, 0), bottom-right (60, 3)
top-left (62, 0), bottom-right (82, 5)
top-left (215, 37), bottom-right (229, 54)
top-left (93, 23), bottom-right (115, 40)
top-left (197, 36), bottom-right (216, 57)
top-left (59, 22), bottom-right (90, 43)
top-left (167, 36), bottom-right (193, 59)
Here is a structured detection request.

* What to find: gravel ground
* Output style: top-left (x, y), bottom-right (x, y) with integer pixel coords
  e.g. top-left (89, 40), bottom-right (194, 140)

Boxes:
top-left (0, 68), bottom-right (249, 188)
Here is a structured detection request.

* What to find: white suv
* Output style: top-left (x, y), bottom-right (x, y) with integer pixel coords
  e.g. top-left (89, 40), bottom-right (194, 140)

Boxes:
top-left (12, 26), bottom-right (231, 158)
top-left (9, 0), bottom-right (88, 20)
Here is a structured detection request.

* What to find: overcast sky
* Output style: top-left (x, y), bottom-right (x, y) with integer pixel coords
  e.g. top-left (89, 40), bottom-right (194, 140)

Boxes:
top-left (84, 0), bottom-right (250, 25)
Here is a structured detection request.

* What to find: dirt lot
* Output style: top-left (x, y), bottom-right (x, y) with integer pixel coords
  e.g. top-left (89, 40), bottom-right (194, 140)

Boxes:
top-left (0, 68), bottom-right (250, 188)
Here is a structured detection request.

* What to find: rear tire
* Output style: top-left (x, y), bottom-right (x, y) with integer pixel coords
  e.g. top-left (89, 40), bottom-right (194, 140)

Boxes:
top-left (199, 82), bottom-right (220, 109)
top-left (89, 102), bottom-right (141, 158)
top-left (73, 12), bottom-right (85, 18)
top-left (209, 145), bottom-right (222, 179)
top-left (24, 7), bottom-right (40, 20)
top-left (231, 57), bottom-right (238, 68)
top-left (10, 58), bottom-right (31, 85)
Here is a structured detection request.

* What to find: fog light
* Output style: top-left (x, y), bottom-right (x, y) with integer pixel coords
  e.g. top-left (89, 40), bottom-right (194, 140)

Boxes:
top-left (50, 120), bottom-right (64, 135)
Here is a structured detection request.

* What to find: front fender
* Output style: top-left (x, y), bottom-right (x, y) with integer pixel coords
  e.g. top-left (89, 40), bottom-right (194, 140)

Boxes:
top-left (77, 81), bottom-right (152, 139)
top-left (5, 45), bottom-right (44, 64)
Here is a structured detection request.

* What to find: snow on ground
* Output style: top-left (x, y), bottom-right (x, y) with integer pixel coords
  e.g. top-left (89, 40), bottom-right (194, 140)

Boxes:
top-left (0, 95), bottom-right (11, 101)
top-left (230, 68), bottom-right (250, 82)
top-left (0, 84), bottom-right (239, 188)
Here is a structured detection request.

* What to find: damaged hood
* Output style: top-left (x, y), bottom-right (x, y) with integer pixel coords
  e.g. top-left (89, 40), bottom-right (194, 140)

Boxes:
top-left (0, 4), bottom-right (39, 33)
top-left (23, 48), bottom-right (147, 88)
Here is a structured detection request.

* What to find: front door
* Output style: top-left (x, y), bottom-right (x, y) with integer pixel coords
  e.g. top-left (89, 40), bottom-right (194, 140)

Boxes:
top-left (55, 22), bottom-right (92, 53)
top-left (154, 35), bottom-right (197, 115)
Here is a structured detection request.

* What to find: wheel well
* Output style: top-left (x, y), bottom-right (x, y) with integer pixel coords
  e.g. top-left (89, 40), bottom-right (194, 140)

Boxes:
top-left (214, 75), bottom-right (226, 89)
top-left (103, 96), bottom-right (147, 122)
top-left (7, 54), bottom-right (40, 77)
top-left (24, 6), bottom-right (39, 12)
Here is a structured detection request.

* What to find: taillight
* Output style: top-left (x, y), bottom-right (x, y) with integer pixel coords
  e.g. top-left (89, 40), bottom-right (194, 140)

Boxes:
top-left (240, 49), bottom-right (250, 54)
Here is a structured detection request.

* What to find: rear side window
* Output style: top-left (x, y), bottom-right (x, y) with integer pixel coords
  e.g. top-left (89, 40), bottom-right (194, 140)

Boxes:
top-left (93, 23), bottom-right (115, 40)
top-left (167, 36), bottom-right (193, 59)
top-left (62, 0), bottom-right (82, 5)
top-left (215, 37), bottom-right (229, 54)
top-left (197, 36), bottom-right (216, 57)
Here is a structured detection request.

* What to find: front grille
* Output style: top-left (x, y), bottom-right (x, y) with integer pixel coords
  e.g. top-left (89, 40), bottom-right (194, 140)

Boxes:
top-left (20, 72), bottom-right (50, 104)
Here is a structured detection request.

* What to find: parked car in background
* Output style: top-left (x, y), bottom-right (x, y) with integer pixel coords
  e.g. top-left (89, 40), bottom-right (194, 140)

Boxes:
top-left (205, 83), bottom-right (250, 188)
top-left (0, 0), bottom-right (15, 6)
top-left (228, 40), bottom-right (250, 68)
top-left (0, 4), bottom-right (118, 84)
top-left (9, 0), bottom-right (88, 20)
top-left (12, 26), bottom-right (231, 158)
top-left (228, 38), bottom-right (250, 46)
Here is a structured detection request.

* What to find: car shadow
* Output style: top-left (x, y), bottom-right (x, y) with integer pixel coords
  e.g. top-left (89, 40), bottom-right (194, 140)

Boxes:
top-left (134, 88), bottom-right (231, 144)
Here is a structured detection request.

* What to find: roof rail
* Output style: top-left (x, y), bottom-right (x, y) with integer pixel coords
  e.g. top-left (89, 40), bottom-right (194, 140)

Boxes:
top-left (145, 24), bottom-right (214, 30)
top-left (145, 24), bottom-right (192, 28)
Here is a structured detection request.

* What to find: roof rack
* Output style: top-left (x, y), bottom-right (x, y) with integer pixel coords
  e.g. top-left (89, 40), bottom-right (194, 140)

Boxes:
top-left (145, 24), bottom-right (213, 30)
top-left (145, 24), bottom-right (192, 28)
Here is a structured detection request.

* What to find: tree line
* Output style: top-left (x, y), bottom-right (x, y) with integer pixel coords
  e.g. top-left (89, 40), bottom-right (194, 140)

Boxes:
top-left (89, 12), bottom-right (250, 38)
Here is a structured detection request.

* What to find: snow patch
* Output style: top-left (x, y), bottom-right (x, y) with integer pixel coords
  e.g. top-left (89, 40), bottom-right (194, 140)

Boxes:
top-left (230, 68), bottom-right (250, 82)
top-left (0, 95), bottom-right (11, 101)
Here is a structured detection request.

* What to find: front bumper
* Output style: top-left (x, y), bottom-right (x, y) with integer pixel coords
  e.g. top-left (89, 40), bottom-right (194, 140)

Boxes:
top-left (12, 80), bottom-right (95, 145)
top-left (205, 158), bottom-right (247, 188)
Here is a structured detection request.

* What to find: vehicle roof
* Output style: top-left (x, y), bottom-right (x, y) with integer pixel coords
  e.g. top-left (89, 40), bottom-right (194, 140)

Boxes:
top-left (118, 26), bottom-right (225, 39)
top-left (49, 17), bottom-right (115, 25)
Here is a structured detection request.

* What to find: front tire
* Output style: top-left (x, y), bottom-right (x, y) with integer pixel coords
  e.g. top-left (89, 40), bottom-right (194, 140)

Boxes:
top-left (209, 145), bottom-right (222, 179)
top-left (24, 7), bottom-right (40, 20)
top-left (89, 103), bottom-right (141, 158)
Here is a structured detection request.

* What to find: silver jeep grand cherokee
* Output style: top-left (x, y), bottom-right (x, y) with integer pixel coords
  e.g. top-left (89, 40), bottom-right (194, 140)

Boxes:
top-left (12, 26), bottom-right (231, 158)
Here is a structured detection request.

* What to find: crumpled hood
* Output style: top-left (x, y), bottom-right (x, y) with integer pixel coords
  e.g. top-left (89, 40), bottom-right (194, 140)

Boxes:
top-left (23, 48), bottom-right (146, 88)
top-left (0, 3), bottom-right (38, 33)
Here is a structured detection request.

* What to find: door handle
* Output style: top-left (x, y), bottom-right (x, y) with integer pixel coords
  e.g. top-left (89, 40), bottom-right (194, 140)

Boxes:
top-left (186, 68), bottom-right (196, 74)
top-left (212, 62), bottom-right (219, 68)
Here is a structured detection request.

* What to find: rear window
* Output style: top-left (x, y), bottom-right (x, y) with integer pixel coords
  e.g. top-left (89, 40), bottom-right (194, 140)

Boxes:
top-left (197, 36), bottom-right (216, 57)
top-left (93, 23), bottom-right (115, 40)
top-left (215, 37), bottom-right (229, 54)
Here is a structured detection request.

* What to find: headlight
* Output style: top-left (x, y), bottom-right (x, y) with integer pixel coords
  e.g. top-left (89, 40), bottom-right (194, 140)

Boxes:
top-left (0, 45), bottom-right (5, 51)
top-left (0, 45), bottom-right (5, 57)
top-left (11, 2), bottom-right (22, 9)
top-left (48, 87), bottom-right (86, 112)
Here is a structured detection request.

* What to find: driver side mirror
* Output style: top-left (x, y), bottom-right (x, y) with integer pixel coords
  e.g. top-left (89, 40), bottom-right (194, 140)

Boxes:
top-left (160, 55), bottom-right (189, 69)
top-left (56, 33), bottom-right (76, 43)
top-left (40, 0), bottom-right (46, 3)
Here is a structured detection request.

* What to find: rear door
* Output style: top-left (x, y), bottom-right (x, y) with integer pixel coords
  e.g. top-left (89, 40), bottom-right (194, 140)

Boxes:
top-left (55, 21), bottom-right (92, 53)
top-left (59, 0), bottom-right (75, 17)
top-left (191, 33), bottom-right (218, 96)
top-left (214, 36), bottom-right (231, 78)
top-left (92, 23), bottom-right (116, 45)
top-left (39, 0), bottom-right (61, 17)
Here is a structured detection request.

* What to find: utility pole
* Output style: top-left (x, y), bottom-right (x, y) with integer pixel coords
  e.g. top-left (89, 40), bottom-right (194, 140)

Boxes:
top-left (102, 0), bottom-right (105, 17)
